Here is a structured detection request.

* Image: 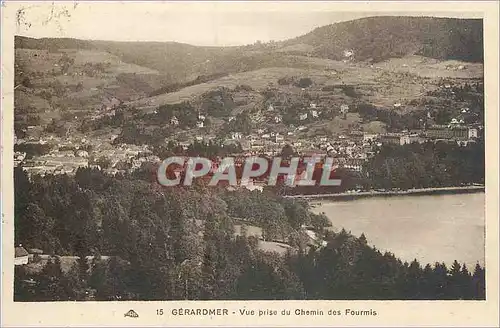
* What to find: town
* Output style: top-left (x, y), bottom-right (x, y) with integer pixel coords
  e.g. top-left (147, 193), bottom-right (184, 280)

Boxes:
top-left (15, 95), bottom-right (482, 189)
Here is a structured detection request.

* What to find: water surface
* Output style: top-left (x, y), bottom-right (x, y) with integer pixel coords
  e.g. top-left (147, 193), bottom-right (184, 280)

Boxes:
top-left (311, 193), bottom-right (485, 268)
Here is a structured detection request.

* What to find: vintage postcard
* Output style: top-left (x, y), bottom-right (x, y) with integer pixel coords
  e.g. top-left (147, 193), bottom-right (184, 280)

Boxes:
top-left (1, 1), bottom-right (499, 327)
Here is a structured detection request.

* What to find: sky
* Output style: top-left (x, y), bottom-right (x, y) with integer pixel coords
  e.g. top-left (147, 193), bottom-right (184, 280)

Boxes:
top-left (12, 2), bottom-right (483, 46)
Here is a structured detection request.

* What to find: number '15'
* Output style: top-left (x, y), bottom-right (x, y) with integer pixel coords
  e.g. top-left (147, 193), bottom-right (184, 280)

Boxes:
top-left (157, 309), bottom-right (164, 315)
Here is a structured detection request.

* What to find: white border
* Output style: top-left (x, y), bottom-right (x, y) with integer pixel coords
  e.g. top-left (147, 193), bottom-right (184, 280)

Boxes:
top-left (1, 1), bottom-right (499, 327)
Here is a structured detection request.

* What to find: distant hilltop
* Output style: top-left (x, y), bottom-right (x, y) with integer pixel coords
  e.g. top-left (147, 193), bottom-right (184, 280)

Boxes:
top-left (285, 16), bottom-right (483, 63)
top-left (16, 16), bottom-right (483, 79)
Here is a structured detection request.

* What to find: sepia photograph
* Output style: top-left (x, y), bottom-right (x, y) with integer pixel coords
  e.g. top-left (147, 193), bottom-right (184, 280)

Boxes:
top-left (1, 1), bottom-right (499, 326)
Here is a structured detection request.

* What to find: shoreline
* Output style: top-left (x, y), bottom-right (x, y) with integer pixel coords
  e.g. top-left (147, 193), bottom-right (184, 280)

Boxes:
top-left (283, 185), bottom-right (485, 202)
top-left (306, 186), bottom-right (485, 268)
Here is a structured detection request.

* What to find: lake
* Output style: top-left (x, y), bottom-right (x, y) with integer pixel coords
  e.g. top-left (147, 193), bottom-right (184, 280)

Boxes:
top-left (311, 192), bottom-right (485, 268)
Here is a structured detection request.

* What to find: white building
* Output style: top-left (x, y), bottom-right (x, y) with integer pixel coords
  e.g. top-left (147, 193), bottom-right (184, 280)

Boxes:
top-left (299, 113), bottom-right (308, 121)
top-left (231, 132), bottom-right (243, 140)
top-left (468, 128), bottom-right (478, 139)
top-left (363, 134), bottom-right (378, 142)
top-left (15, 246), bottom-right (29, 266)
top-left (449, 118), bottom-right (460, 127)
top-left (76, 150), bottom-right (89, 158)
top-left (343, 49), bottom-right (354, 59)
top-left (170, 116), bottom-right (179, 126)
top-left (400, 134), bottom-right (421, 145)
top-left (196, 121), bottom-right (204, 128)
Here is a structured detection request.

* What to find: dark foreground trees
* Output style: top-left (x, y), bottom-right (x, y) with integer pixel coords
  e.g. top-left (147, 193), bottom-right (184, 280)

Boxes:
top-left (365, 140), bottom-right (485, 190)
top-left (14, 167), bottom-right (485, 301)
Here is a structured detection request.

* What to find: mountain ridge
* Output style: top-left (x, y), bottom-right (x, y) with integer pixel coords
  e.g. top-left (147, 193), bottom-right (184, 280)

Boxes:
top-left (288, 16), bottom-right (483, 63)
top-left (15, 16), bottom-right (483, 66)
top-left (14, 15), bottom-right (484, 123)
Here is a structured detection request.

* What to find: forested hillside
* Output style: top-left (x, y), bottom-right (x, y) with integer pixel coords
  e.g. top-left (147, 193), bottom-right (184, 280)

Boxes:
top-left (14, 167), bottom-right (485, 301)
top-left (287, 16), bottom-right (483, 62)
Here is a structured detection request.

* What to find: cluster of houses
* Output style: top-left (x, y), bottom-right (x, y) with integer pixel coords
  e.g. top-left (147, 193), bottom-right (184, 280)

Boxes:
top-left (16, 80), bottom-right (481, 179)
top-left (375, 124), bottom-right (479, 146)
top-left (167, 112), bottom-right (207, 128)
top-left (15, 134), bottom-right (155, 178)
top-left (264, 101), bottom-right (349, 123)
top-left (16, 120), bottom-right (480, 180)
top-left (22, 151), bottom-right (89, 176)
top-left (16, 137), bottom-right (92, 176)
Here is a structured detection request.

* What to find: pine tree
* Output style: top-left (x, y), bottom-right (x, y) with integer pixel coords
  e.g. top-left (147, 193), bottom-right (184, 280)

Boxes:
top-left (421, 264), bottom-right (434, 299)
top-left (448, 260), bottom-right (463, 299)
top-left (64, 263), bottom-right (87, 300)
top-left (37, 257), bottom-right (67, 301)
top-left (472, 263), bottom-right (486, 300)
top-left (102, 256), bottom-right (130, 300)
top-left (359, 233), bottom-right (368, 245)
top-left (431, 262), bottom-right (448, 299)
top-left (406, 259), bottom-right (423, 299)
top-left (14, 266), bottom-right (32, 301)
top-left (460, 264), bottom-right (473, 299)
top-left (89, 254), bottom-right (106, 298)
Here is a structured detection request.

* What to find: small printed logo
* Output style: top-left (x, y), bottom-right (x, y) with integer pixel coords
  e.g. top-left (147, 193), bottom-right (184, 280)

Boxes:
top-left (124, 309), bottom-right (139, 318)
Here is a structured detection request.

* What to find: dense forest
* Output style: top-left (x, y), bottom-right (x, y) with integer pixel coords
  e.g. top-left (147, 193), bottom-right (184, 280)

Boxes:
top-left (289, 16), bottom-right (483, 62)
top-left (365, 139), bottom-right (485, 189)
top-left (14, 166), bottom-right (485, 301)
